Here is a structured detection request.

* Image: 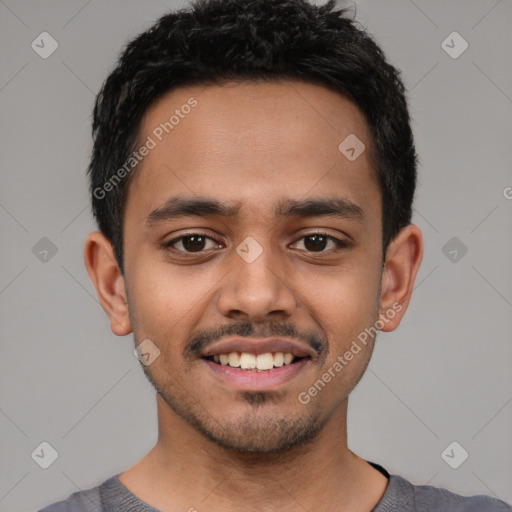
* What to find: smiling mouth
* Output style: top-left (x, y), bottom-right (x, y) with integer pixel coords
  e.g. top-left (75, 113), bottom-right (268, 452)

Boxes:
top-left (203, 352), bottom-right (309, 371)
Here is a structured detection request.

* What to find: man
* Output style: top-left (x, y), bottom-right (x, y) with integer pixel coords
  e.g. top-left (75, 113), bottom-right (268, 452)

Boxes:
top-left (38, 0), bottom-right (511, 510)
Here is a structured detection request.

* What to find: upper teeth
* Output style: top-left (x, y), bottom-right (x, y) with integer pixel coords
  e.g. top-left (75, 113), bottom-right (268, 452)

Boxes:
top-left (213, 352), bottom-right (295, 370)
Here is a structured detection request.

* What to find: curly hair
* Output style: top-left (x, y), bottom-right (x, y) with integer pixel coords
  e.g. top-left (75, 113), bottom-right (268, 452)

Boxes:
top-left (89, 0), bottom-right (417, 272)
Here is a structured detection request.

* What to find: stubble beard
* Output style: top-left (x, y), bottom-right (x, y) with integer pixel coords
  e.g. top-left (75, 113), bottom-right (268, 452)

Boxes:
top-left (142, 364), bottom-right (326, 455)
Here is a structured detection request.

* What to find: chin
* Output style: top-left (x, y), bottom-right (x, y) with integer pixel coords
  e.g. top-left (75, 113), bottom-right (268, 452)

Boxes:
top-left (148, 367), bottom-right (327, 454)
top-left (190, 406), bottom-right (324, 454)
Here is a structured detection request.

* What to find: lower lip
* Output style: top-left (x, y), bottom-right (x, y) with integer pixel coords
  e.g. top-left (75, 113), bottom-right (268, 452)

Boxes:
top-left (202, 358), bottom-right (310, 391)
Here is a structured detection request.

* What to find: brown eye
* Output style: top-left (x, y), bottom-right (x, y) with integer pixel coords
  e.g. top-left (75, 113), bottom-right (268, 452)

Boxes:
top-left (181, 235), bottom-right (207, 252)
top-left (303, 234), bottom-right (328, 252)
top-left (292, 233), bottom-right (349, 253)
top-left (165, 234), bottom-right (220, 253)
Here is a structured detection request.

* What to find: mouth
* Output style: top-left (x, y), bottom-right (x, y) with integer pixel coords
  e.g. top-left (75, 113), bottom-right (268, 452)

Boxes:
top-left (199, 337), bottom-right (315, 391)
top-left (203, 351), bottom-right (309, 371)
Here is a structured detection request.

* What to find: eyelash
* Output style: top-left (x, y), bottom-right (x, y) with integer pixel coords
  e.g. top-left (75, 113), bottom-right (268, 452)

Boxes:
top-left (163, 232), bottom-right (350, 255)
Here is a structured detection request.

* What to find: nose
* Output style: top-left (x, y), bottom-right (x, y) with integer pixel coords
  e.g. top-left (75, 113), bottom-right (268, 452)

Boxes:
top-left (216, 241), bottom-right (297, 322)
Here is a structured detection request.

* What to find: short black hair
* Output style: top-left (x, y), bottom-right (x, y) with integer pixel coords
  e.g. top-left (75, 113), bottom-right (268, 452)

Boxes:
top-left (88, 0), bottom-right (417, 272)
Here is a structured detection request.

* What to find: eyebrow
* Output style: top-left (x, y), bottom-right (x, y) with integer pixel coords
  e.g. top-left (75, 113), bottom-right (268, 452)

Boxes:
top-left (145, 196), bottom-right (365, 225)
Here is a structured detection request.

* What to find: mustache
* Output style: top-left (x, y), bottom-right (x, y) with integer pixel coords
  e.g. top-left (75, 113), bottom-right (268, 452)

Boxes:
top-left (184, 320), bottom-right (327, 360)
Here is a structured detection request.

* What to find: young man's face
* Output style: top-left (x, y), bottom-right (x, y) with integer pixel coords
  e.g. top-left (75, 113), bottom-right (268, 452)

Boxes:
top-left (93, 80), bottom-right (418, 453)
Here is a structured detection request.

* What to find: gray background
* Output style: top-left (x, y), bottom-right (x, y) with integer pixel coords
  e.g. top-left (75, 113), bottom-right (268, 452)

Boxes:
top-left (1, 0), bottom-right (511, 510)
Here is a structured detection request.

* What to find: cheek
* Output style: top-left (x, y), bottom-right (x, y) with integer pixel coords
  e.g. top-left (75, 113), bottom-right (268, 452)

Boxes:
top-left (296, 258), bottom-right (381, 366)
top-left (300, 256), bottom-right (381, 323)
top-left (309, 282), bottom-right (379, 407)
top-left (126, 258), bottom-right (219, 338)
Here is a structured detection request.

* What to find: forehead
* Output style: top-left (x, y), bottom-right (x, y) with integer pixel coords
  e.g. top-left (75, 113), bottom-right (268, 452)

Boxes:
top-left (127, 79), bottom-right (379, 224)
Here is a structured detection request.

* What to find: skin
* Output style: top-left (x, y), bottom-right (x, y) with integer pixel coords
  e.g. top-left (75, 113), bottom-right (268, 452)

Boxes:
top-left (84, 80), bottom-right (423, 512)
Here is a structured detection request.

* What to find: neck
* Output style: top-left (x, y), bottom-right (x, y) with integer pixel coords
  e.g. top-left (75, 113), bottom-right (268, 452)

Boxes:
top-left (119, 394), bottom-right (388, 512)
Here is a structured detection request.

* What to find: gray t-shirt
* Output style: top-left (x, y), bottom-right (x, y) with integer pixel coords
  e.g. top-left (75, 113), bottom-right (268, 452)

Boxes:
top-left (37, 462), bottom-right (511, 512)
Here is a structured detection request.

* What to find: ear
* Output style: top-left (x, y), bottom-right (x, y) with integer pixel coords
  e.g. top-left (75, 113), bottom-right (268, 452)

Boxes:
top-left (83, 231), bottom-right (132, 336)
top-left (378, 223), bottom-right (423, 332)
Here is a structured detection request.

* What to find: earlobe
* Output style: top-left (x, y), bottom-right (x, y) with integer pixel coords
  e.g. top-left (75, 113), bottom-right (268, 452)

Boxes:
top-left (378, 224), bottom-right (423, 332)
top-left (83, 231), bottom-right (132, 336)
